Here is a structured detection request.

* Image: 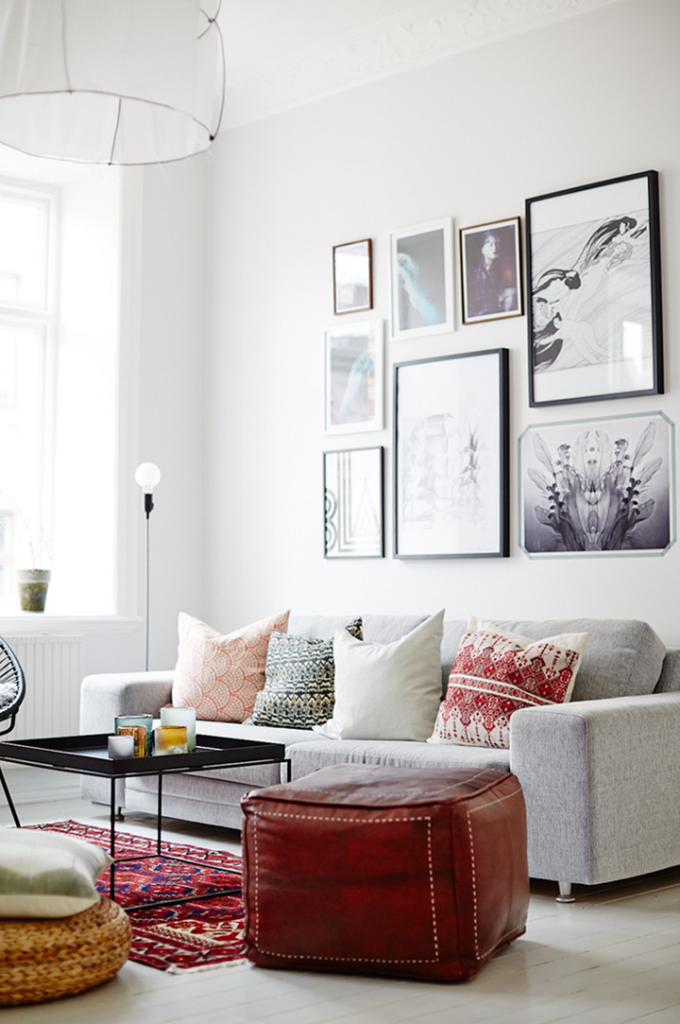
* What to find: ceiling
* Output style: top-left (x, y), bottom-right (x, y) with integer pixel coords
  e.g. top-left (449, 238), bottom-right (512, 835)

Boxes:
top-left (217, 0), bottom-right (625, 128)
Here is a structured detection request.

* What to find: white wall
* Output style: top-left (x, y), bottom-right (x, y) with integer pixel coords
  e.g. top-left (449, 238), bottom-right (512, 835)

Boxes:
top-left (203, 0), bottom-right (680, 646)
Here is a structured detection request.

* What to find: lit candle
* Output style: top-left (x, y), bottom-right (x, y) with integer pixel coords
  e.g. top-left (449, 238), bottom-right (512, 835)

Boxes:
top-left (160, 706), bottom-right (197, 751)
top-left (108, 734), bottom-right (134, 759)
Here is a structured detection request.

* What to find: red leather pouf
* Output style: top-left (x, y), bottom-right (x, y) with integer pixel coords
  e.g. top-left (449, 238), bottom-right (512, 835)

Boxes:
top-left (241, 764), bottom-right (529, 982)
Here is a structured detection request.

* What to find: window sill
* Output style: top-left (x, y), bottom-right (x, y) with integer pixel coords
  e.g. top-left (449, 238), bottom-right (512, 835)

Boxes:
top-left (0, 614), bottom-right (141, 635)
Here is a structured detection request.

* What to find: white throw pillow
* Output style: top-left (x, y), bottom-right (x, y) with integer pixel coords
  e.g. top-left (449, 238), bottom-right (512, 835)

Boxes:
top-left (315, 610), bottom-right (445, 741)
top-left (0, 830), bottom-right (112, 918)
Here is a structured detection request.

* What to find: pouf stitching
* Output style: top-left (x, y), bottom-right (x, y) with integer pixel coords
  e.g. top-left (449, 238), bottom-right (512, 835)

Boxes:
top-left (466, 783), bottom-right (524, 960)
top-left (252, 812), bottom-right (440, 964)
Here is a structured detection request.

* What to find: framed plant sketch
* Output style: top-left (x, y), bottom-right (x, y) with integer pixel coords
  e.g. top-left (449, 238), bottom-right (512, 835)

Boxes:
top-left (519, 411), bottom-right (675, 557)
top-left (394, 349), bottom-right (509, 559)
top-left (325, 319), bottom-right (383, 434)
top-left (324, 446), bottom-right (384, 559)
top-left (526, 169), bottom-right (663, 407)
top-left (460, 217), bottom-right (523, 324)
top-left (333, 238), bottom-right (372, 315)
top-left (389, 218), bottom-right (454, 340)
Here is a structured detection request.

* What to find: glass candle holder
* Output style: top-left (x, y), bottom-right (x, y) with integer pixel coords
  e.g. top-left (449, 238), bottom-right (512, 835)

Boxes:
top-left (160, 706), bottom-right (197, 751)
top-left (116, 725), bottom-right (147, 758)
top-left (115, 714), bottom-right (153, 755)
top-left (107, 734), bottom-right (134, 759)
top-left (154, 725), bottom-right (188, 756)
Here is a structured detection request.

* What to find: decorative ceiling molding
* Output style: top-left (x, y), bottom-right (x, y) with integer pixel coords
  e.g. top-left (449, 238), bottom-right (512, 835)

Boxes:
top-left (220, 0), bottom-right (626, 130)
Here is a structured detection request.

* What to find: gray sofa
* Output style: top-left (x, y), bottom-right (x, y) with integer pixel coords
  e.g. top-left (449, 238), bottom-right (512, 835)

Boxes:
top-left (80, 614), bottom-right (680, 900)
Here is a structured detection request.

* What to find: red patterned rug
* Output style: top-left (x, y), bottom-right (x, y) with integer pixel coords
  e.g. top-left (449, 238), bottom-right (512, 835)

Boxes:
top-left (33, 821), bottom-right (245, 974)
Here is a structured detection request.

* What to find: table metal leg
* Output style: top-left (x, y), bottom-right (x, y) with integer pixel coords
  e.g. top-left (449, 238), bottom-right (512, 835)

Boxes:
top-left (109, 776), bottom-right (117, 900)
top-left (156, 773), bottom-right (163, 856)
top-left (0, 767), bottom-right (21, 828)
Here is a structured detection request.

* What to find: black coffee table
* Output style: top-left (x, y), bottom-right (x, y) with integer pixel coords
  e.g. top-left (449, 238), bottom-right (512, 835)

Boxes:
top-left (0, 732), bottom-right (289, 911)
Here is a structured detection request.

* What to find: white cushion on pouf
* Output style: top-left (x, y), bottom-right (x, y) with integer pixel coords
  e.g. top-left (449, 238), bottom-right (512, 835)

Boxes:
top-left (0, 830), bottom-right (112, 918)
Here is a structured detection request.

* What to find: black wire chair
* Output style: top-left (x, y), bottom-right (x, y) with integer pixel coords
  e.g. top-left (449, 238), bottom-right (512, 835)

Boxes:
top-left (0, 636), bottom-right (25, 827)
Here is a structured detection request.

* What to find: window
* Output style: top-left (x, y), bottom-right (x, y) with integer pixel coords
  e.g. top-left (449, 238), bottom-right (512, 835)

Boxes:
top-left (0, 165), bottom-right (124, 617)
top-left (0, 187), bottom-right (54, 601)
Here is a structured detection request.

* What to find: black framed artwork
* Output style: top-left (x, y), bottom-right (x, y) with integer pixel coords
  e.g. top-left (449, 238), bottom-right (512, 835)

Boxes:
top-left (324, 446), bottom-right (384, 559)
top-left (526, 169), bottom-right (663, 407)
top-left (393, 349), bottom-right (509, 559)
top-left (460, 217), bottom-right (523, 325)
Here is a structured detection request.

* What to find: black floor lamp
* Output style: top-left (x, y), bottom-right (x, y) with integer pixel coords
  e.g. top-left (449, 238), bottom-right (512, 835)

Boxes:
top-left (135, 463), bottom-right (161, 672)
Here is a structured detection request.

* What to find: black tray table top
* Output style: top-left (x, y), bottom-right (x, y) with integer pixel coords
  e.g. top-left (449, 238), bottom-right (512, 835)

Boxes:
top-left (0, 732), bottom-right (286, 777)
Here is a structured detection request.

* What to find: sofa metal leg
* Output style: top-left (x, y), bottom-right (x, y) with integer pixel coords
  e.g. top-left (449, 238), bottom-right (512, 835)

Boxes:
top-left (556, 881), bottom-right (575, 903)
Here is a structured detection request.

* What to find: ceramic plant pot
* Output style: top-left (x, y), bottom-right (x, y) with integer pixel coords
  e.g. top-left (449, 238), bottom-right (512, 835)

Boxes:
top-left (17, 569), bottom-right (51, 612)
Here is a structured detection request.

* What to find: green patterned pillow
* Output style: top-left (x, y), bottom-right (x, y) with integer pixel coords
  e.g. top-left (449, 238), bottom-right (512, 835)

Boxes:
top-left (251, 618), bottom-right (362, 729)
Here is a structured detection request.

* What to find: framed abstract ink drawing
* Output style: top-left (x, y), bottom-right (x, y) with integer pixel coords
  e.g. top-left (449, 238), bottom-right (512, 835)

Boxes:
top-left (526, 170), bottom-right (663, 407)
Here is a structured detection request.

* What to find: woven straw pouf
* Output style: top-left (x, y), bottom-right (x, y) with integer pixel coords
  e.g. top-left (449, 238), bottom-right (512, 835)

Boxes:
top-left (0, 896), bottom-right (132, 1005)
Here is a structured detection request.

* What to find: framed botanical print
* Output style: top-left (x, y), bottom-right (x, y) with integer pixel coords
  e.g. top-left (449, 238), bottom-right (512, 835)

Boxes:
top-left (394, 348), bottom-right (509, 558)
top-left (324, 446), bottom-right (384, 558)
top-left (389, 218), bottom-right (454, 340)
top-left (324, 319), bottom-right (383, 434)
top-left (526, 170), bottom-right (663, 407)
top-left (519, 411), bottom-right (674, 557)
top-left (460, 217), bottom-right (523, 325)
top-left (333, 238), bottom-right (372, 315)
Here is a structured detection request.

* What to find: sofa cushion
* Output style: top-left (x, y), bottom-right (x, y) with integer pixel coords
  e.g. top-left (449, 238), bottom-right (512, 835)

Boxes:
top-left (431, 619), bottom-right (588, 749)
top-left (485, 619), bottom-right (665, 701)
top-left (288, 738), bottom-right (511, 779)
top-left (315, 610), bottom-right (445, 741)
top-left (172, 610), bottom-right (290, 723)
top-left (251, 619), bottom-right (363, 729)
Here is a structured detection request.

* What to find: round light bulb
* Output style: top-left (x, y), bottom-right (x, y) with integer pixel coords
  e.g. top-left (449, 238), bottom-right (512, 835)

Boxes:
top-left (135, 462), bottom-right (162, 494)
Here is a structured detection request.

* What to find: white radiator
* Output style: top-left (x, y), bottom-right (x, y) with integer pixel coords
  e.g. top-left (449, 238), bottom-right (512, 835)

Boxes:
top-left (2, 634), bottom-right (84, 741)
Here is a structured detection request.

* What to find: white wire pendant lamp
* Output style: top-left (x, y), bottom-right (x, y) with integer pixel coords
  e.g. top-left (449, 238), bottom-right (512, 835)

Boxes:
top-left (0, 0), bottom-right (225, 165)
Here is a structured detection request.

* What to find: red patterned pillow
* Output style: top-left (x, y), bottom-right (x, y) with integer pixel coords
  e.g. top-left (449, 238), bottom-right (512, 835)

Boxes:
top-left (172, 610), bottom-right (290, 723)
top-left (430, 618), bottom-right (588, 749)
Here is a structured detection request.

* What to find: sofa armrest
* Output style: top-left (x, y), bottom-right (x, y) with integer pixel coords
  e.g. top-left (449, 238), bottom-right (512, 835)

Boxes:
top-left (79, 671), bottom-right (175, 735)
top-left (509, 692), bottom-right (680, 886)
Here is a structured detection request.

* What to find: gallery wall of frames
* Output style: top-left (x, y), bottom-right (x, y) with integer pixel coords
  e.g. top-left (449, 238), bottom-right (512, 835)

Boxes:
top-left (323, 170), bottom-right (673, 563)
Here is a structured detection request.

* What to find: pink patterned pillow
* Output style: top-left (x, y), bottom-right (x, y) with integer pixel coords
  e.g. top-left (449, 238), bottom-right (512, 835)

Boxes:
top-left (172, 610), bottom-right (290, 723)
top-left (430, 618), bottom-right (588, 749)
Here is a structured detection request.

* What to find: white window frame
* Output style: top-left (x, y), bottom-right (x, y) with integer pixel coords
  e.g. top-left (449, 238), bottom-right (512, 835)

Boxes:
top-left (0, 182), bottom-right (58, 599)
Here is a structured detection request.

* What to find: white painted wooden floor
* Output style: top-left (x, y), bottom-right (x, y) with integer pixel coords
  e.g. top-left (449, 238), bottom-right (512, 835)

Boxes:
top-left (1, 768), bottom-right (679, 1024)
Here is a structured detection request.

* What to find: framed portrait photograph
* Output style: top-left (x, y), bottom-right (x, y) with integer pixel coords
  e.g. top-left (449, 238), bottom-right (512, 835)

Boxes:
top-left (325, 319), bottom-right (383, 434)
top-left (460, 217), bottom-right (523, 324)
top-left (526, 169), bottom-right (663, 407)
top-left (390, 218), bottom-right (454, 340)
top-left (394, 348), bottom-right (509, 559)
top-left (324, 446), bottom-right (384, 558)
top-left (333, 238), bottom-right (372, 315)
top-left (519, 411), bottom-right (675, 558)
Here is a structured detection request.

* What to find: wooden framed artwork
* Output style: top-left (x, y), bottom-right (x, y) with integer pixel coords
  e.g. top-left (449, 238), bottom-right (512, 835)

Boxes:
top-left (389, 218), bottom-right (454, 340)
top-left (519, 411), bottom-right (674, 557)
top-left (526, 169), bottom-right (663, 407)
top-left (460, 217), bottom-right (523, 324)
top-left (332, 238), bottom-right (372, 315)
top-left (394, 348), bottom-right (509, 559)
top-left (324, 446), bottom-right (384, 559)
top-left (324, 320), bottom-right (384, 434)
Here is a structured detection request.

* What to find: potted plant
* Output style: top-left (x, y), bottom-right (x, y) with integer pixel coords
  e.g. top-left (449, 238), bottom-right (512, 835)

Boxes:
top-left (0, 498), bottom-right (51, 613)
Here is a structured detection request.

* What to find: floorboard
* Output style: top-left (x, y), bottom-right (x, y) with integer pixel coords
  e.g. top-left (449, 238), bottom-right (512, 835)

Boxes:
top-left (1, 769), bottom-right (678, 1024)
